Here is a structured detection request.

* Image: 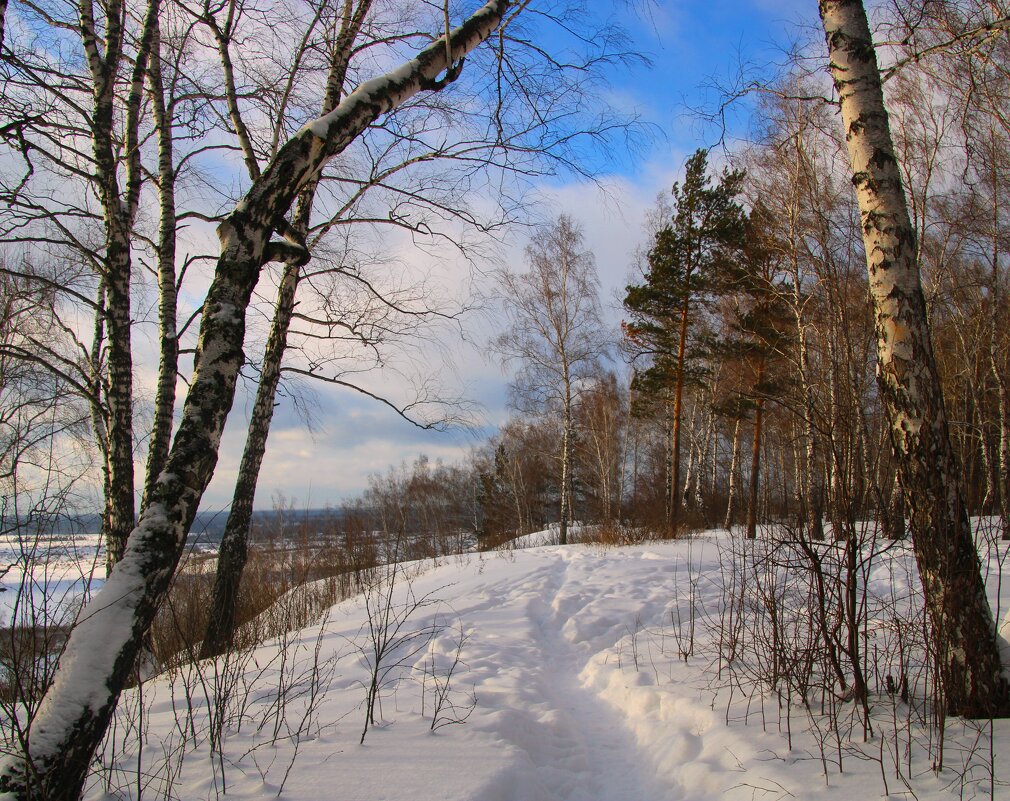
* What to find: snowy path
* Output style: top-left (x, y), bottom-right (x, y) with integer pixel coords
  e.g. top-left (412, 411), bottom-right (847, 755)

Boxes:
top-left (461, 550), bottom-right (671, 800)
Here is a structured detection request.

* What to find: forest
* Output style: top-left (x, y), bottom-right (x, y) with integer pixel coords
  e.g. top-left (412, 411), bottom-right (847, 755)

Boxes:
top-left (2, 0), bottom-right (1010, 799)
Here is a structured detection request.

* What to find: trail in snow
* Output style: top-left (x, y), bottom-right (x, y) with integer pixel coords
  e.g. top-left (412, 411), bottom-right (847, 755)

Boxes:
top-left (462, 550), bottom-right (671, 801)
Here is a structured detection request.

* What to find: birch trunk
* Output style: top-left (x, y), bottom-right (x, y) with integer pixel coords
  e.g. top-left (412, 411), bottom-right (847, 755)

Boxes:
top-left (682, 398), bottom-right (698, 509)
top-left (698, 404), bottom-right (714, 509)
top-left (791, 124), bottom-right (822, 539)
top-left (664, 404), bottom-right (674, 533)
top-left (0, 4), bottom-right (511, 796)
top-left (84, 0), bottom-right (160, 570)
top-left (724, 417), bottom-right (741, 531)
top-left (820, 0), bottom-right (1008, 718)
top-left (993, 337), bottom-right (1010, 541)
top-left (986, 167), bottom-right (1010, 539)
top-left (141, 14), bottom-right (179, 500)
top-left (559, 375), bottom-right (572, 545)
top-left (199, 261), bottom-right (299, 659)
top-left (85, 0), bottom-right (134, 571)
top-left (199, 0), bottom-right (369, 660)
top-left (746, 358), bottom-right (765, 540)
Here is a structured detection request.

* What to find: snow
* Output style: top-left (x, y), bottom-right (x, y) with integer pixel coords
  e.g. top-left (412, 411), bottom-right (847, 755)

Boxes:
top-left (297, 0), bottom-right (504, 142)
top-left (0, 529), bottom-right (104, 625)
top-left (85, 530), bottom-right (1009, 801)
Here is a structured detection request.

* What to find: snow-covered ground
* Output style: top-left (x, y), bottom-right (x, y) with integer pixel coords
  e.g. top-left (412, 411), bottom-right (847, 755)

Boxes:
top-left (0, 531), bottom-right (104, 626)
top-left (85, 529), bottom-right (1010, 801)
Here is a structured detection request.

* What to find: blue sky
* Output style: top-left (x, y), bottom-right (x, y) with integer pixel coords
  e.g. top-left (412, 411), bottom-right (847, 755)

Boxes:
top-left (197, 0), bottom-right (823, 511)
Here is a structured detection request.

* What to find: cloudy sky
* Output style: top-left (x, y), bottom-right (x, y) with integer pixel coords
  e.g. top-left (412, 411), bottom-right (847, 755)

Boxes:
top-left (195, 0), bottom-right (820, 511)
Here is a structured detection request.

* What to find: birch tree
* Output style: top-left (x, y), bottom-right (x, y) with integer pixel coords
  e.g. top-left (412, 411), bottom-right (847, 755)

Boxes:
top-left (197, 0), bottom-right (373, 660)
top-left (0, 0), bottom-right (165, 573)
top-left (718, 204), bottom-right (793, 539)
top-left (0, 3), bottom-right (514, 797)
top-left (574, 373), bottom-right (626, 527)
top-left (819, 0), bottom-right (1008, 717)
top-left (493, 215), bottom-right (607, 546)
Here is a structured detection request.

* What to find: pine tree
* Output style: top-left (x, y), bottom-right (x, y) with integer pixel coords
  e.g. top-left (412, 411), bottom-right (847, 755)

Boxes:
top-left (622, 149), bottom-right (744, 534)
top-left (716, 203), bottom-right (794, 538)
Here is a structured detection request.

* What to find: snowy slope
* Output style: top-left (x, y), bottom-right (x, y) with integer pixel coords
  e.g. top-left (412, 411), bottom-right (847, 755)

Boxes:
top-left (89, 533), bottom-right (1009, 801)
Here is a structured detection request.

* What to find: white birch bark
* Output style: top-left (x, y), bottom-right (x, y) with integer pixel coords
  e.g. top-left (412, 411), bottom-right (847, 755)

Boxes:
top-left (724, 417), bottom-right (741, 531)
top-left (141, 13), bottom-right (179, 501)
top-left (820, 0), bottom-right (1008, 717)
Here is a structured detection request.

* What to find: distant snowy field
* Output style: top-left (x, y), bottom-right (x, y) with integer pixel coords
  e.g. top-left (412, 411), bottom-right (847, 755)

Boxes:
top-left (84, 527), bottom-right (1010, 801)
top-left (0, 531), bottom-right (104, 626)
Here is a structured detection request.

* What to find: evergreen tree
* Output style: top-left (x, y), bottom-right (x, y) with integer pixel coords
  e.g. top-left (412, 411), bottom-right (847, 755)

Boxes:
top-left (622, 149), bottom-right (745, 534)
top-left (716, 203), bottom-right (794, 538)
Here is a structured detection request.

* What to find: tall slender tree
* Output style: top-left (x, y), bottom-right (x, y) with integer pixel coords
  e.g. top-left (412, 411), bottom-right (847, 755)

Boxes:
top-left (819, 0), bottom-right (1008, 717)
top-left (717, 204), bottom-right (793, 539)
top-left (622, 149), bottom-right (744, 534)
top-left (0, 3), bottom-right (514, 797)
top-left (198, 0), bottom-right (373, 662)
top-left (493, 215), bottom-right (608, 546)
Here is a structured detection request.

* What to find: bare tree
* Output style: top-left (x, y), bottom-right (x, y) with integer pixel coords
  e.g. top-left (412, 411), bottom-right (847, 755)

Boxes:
top-left (0, 0), bottom-right (165, 573)
top-left (818, 0), bottom-right (1008, 717)
top-left (197, 0), bottom-right (373, 661)
top-left (0, 3), bottom-right (514, 797)
top-left (574, 372), bottom-right (626, 527)
top-left (196, 0), bottom-right (637, 656)
top-left (493, 215), bottom-right (608, 545)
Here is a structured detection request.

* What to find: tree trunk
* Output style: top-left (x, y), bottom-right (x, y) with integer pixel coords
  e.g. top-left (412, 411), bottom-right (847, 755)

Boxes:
top-left (994, 348), bottom-right (1010, 541)
top-left (199, 0), bottom-right (371, 659)
top-left (888, 472), bottom-right (906, 540)
top-left (746, 359), bottom-right (765, 540)
top-left (695, 403), bottom-right (714, 513)
top-left (664, 404), bottom-right (674, 534)
top-left (85, 0), bottom-right (160, 571)
top-left (87, 0), bottom-right (137, 572)
top-left (0, 5), bottom-right (512, 796)
top-left (199, 261), bottom-right (299, 659)
top-left (670, 297), bottom-right (690, 533)
top-left (682, 398), bottom-right (698, 508)
top-left (986, 176), bottom-right (1010, 539)
top-left (141, 15), bottom-right (179, 503)
top-left (724, 417), bottom-right (741, 531)
top-left (559, 377), bottom-right (572, 545)
top-left (819, 0), bottom-right (1008, 718)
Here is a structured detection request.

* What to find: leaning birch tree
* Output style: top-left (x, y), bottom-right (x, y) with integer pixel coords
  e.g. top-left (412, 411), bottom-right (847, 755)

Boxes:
top-left (0, 2), bottom-right (514, 797)
top-left (818, 0), bottom-right (1008, 717)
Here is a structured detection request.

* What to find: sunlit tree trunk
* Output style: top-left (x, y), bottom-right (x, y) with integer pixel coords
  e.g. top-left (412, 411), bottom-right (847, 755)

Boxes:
top-left (820, 0), bottom-right (1008, 718)
top-left (84, 0), bottom-right (159, 570)
top-left (141, 14), bottom-right (179, 502)
top-left (724, 417), bottom-right (741, 531)
top-left (746, 358), bottom-right (765, 540)
top-left (559, 375), bottom-right (572, 545)
top-left (199, 260), bottom-right (301, 659)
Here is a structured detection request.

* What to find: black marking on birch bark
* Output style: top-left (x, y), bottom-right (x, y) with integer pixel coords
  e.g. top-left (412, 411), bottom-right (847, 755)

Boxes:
top-left (820, 0), bottom-right (1010, 717)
